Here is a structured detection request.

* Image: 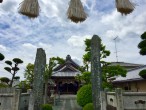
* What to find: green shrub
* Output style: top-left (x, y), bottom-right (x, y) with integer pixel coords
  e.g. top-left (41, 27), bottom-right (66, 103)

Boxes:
top-left (77, 84), bottom-right (92, 107)
top-left (41, 104), bottom-right (53, 110)
top-left (0, 83), bottom-right (9, 88)
top-left (83, 103), bottom-right (94, 110)
top-left (139, 69), bottom-right (146, 79)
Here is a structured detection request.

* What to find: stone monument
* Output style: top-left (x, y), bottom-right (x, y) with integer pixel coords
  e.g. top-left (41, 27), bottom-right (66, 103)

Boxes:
top-left (91, 35), bottom-right (102, 110)
top-left (28, 48), bottom-right (46, 110)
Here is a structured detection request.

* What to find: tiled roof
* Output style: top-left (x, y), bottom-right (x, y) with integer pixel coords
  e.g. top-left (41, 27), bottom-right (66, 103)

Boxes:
top-left (109, 62), bottom-right (144, 67)
top-left (113, 65), bottom-right (146, 82)
top-left (53, 55), bottom-right (80, 71)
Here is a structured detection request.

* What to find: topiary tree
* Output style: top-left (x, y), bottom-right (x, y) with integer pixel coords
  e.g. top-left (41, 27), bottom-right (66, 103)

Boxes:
top-left (0, 53), bottom-right (5, 61)
top-left (138, 32), bottom-right (146, 55)
top-left (77, 84), bottom-right (92, 107)
top-left (4, 58), bottom-right (23, 87)
top-left (138, 32), bottom-right (146, 79)
top-left (83, 103), bottom-right (94, 110)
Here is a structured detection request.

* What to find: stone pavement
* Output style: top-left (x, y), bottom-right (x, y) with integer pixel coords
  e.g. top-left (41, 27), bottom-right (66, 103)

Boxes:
top-left (53, 95), bottom-right (82, 110)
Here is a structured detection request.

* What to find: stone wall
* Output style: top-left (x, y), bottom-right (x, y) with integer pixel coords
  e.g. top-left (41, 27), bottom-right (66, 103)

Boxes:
top-left (105, 89), bottom-right (146, 110)
top-left (123, 92), bottom-right (146, 110)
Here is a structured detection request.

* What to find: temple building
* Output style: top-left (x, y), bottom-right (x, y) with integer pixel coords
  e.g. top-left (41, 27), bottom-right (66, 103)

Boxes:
top-left (51, 55), bottom-right (81, 94)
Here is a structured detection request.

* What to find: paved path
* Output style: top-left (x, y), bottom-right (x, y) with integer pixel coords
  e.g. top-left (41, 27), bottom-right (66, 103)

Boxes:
top-left (53, 95), bottom-right (82, 110)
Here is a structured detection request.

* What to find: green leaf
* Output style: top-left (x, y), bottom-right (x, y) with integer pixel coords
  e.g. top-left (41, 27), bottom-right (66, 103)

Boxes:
top-left (139, 47), bottom-right (146, 55)
top-left (13, 58), bottom-right (23, 64)
top-left (0, 53), bottom-right (5, 61)
top-left (0, 77), bottom-right (10, 84)
top-left (4, 67), bottom-right (11, 73)
top-left (5, 60), bottom-right (12, 66)
top-left (138, 40), bottom-right (146, 49)
top-left (141, 32), bottom-right (146, 39)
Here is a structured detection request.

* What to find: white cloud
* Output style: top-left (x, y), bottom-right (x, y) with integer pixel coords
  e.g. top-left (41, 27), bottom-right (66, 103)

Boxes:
top-left (0, 45), bottom-right (7, 51)
top-left (67, 35), bottom-right (91, 47)
top-left (22, 43), bottom-right (37, 49)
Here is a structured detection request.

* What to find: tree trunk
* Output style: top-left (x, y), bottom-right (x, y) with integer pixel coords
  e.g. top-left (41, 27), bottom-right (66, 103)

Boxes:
top-left (10, 73), bottom-right (15, 87)
top-left (10, 64), bottom-right (17, 87)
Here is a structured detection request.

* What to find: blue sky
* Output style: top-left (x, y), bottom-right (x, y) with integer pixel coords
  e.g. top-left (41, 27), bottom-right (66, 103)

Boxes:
top-left (0, 0), bottom-right (146, 80)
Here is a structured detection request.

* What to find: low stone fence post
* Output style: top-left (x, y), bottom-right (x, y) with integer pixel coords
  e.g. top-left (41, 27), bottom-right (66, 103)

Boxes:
top-left (101, 88), bottom-right (109, 110)
top-left (115, 88), bottom-right (124, 110)
top-left (101, 91), bottom-right (107, 110)
top-left (13, 89), bottom-right (21, 110)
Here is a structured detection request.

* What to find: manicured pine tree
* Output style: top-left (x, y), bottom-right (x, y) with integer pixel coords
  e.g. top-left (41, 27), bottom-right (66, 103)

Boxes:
top-left (4, 58), bottom-right (23, 87)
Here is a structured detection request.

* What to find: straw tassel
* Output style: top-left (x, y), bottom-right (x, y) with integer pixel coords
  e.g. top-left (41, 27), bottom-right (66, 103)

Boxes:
top-left (67, 0), bottom-right (87, 23)
top-left (116, 0), bottom-right (135, 15)
top-left (18, 0), bottom-right (40, 18)
top-left (0, 0), bottom-right (3, 3)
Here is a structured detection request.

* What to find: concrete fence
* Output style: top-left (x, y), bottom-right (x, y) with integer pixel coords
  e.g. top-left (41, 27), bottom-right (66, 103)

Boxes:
top-left (1, 88), bottom-right (146, 110)
top-left (102, 88), bottom-right (146, 110)
top-left (0, 88), bottom-right (30, 110)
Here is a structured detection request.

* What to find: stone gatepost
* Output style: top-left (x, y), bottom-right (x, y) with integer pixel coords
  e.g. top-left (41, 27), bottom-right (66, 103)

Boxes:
top-left (91, 35), bottom-right (102, 110)
top-left (28, 48), bottom-right (46, 110)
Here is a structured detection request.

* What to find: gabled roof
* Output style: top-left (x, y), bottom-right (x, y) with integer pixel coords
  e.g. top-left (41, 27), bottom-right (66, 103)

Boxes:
top-left (52, 55), bottom-right (81, 77)
top-left (113, 65), bottom-right (146, 83)
top-left (53, 55), bottom-right (80, 72)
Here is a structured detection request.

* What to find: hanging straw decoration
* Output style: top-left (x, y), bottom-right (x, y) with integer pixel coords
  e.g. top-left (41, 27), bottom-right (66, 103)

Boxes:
top-left (18, 0), bottom-right (40, 18)
top-left (116, 0), bottom-right (135, 15)
top-left (67, 0), bottom-right (87, 23)
top-left (0, 0), bottom-right (3, 3)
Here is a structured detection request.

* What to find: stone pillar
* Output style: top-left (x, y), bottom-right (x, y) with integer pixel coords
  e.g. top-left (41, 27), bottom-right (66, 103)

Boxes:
top-left (115, 88), bottom-right (124, 110)
top-left (91, 35), bottom-right (101, 110)
top-left (28, 89), bottom-right (33, 110)
top-left (29, 48), bottom-right (46, 110)
top-left (13, 89), bottom-right (21, 110)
